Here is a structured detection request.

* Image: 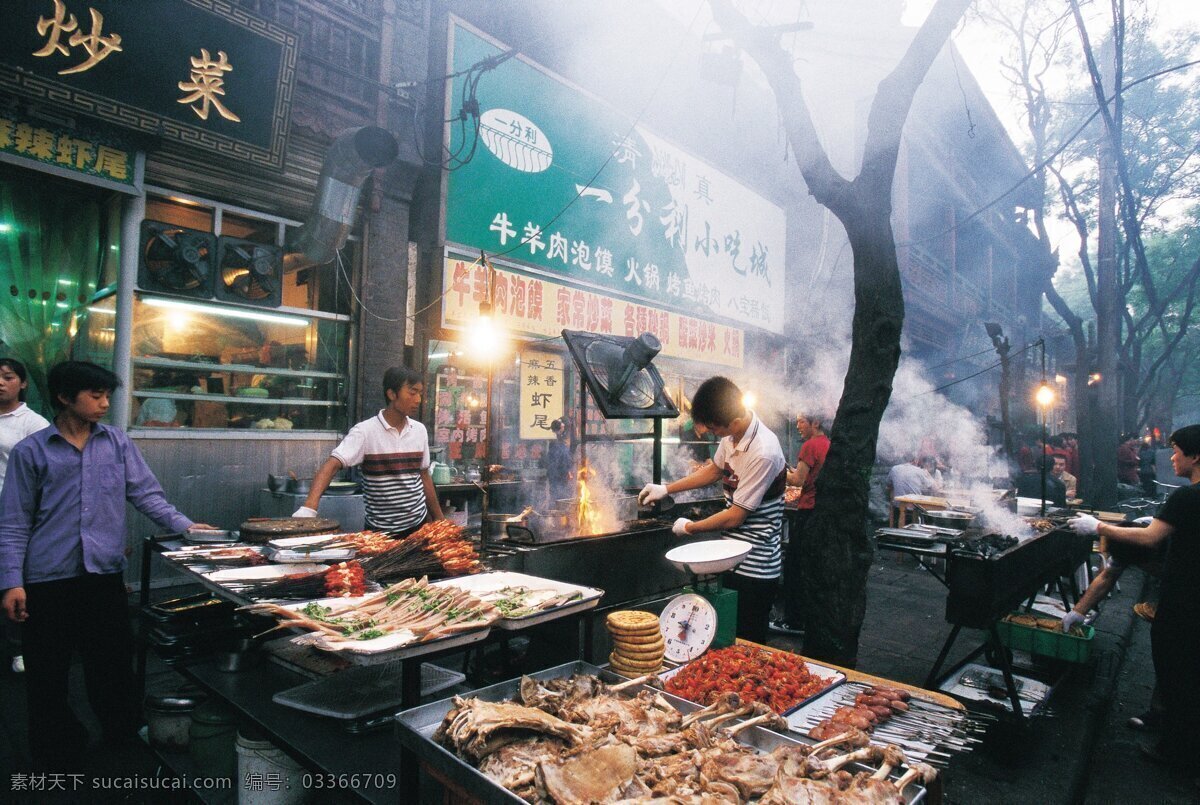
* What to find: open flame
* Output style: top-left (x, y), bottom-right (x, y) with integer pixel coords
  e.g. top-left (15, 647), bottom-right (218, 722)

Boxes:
top-left (576, 460), bottom-right (601, 536)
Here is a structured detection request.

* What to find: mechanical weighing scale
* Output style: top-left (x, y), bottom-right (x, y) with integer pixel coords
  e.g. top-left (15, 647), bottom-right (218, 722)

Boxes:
top-left (660, 539), bottom-right (752, 662)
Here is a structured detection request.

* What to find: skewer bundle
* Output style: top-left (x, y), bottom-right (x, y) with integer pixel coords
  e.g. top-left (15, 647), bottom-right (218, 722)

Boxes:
top-left (223, 561), bottom-right (368, 600)
top-left (361, 521), bottom-right (481, 584)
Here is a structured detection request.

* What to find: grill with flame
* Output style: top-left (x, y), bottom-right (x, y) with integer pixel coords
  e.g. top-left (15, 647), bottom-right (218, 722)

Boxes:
top-left (576, 460), bottom-right (600, 536)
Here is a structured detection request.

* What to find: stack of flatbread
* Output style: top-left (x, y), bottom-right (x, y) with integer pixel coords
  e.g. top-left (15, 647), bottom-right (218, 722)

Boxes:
top-left (606, 610), bottom-right (664, 676)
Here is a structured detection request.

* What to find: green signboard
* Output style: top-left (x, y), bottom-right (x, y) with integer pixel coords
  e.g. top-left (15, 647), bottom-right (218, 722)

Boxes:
top-left (445, 19), bottom-right (786, 334)
top-left (0, 112), bottom-right (135, 188)
top-left (0, 0), bottom-right (297, 169)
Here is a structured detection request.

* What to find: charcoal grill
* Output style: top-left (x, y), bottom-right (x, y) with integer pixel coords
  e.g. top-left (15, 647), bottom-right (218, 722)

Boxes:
top-left (924, 526), bottom-right (1093, 721)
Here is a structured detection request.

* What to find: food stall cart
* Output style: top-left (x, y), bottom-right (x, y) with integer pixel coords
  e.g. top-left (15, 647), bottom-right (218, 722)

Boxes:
top-left (877, 514), bottom-right (1093, 722)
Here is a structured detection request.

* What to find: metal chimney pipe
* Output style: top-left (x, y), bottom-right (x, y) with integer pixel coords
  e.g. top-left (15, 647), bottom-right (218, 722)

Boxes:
top-left (284, 126), bottom-right (399, 271)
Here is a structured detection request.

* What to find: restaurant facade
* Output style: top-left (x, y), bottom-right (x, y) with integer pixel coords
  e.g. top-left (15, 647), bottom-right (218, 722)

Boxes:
top-left (1, 0), bottom-right (1042, 574)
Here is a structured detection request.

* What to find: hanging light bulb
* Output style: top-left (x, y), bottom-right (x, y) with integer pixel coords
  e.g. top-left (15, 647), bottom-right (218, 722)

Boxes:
top-left (741, 391), bottom-right (757, 410)
top-left (467, 301), bottom-right (498, 361)
top-left (1035, 383), bottom-right (1055, 408)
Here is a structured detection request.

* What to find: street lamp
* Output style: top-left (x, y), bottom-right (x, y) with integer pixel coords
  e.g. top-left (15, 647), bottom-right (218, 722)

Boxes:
top-left (1034, 339), bottom-right (1055, 515)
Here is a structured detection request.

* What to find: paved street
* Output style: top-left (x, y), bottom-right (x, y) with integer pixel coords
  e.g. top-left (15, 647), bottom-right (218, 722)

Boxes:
top-left (0, 552), bottom-right (1194, 803)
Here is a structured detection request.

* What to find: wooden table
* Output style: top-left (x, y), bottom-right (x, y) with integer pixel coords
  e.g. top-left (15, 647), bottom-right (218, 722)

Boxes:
top-left (891, 495), bottom-right (949, 527)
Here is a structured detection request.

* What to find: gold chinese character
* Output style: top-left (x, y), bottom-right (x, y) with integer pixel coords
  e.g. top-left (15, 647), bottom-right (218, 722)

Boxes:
top-left (0, 118), bottom-right (15, 149)
top-left (55, 135), bottom-right (94, 169)
top-left (177, 49), bottom-right (241, 123)
top-left (34, 2), bottom-right (122, 75)
top-left (14, 124), bottom-right (57, 160)
top-left (94, 145), bottom-right (128, 180)
top-left (33, 0), bottom-right (77, 59)
top-left (62, 8), bottom-right (122, 74)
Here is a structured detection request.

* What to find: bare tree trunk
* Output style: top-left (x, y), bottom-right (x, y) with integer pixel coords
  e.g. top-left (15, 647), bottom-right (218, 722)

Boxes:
top-left (1092, 42), bottom-right (1121, 507)
top-left (708, 0), bottom-right (971, 665)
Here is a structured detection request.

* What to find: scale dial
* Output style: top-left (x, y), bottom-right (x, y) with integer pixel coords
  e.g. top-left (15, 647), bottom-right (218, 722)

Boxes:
top-left (660, 593), bottom-right (717, 663)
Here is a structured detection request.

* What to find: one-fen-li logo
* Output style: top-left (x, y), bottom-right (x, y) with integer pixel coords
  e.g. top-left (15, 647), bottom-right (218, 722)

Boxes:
top-left (480, 109), bottom-right (552, 173)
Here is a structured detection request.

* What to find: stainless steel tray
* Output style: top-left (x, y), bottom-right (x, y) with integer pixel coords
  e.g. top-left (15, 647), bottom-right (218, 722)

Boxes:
top-left (787, 681), bottom-right (975, 765)
top-left (395, 660), bottom-right (926, 804)
top-left (429, 571), bottom-right (603, 630)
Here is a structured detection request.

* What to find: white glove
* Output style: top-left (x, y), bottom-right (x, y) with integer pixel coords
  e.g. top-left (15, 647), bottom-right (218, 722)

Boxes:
top-left (1061, 611), bottom-right (1085, 633)
top-left (672, 517), bottom-right (693, 537)
top-left (1067, 514), bottom-right (1100, 536)
top-left (292, 506), bottom-right (318, 518)
top-left (1133, 516), bottom-right (1153, 526)
top-left (639, 483), bottom-right (669, 506)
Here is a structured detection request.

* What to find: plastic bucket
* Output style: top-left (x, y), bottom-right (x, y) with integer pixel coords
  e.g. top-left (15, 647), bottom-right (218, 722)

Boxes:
top-left (189, 700), bottom-right (238, 782)
top-left (236, 732), bottom-right (306, 804)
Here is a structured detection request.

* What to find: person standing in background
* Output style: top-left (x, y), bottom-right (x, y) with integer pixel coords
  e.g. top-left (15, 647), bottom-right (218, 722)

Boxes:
top-left (772, 413), bottom-right (830, 636)
top-left (294, 366), bottom-right (444, 534)
top-left (1053, 455), bottom-right (1078, 500)
top-left (544, 417), bottom-right (574, 508)
top-left (0, 358), bottom-right (50, 675)
top-left (1118, 434), bottom-right (1141, 486)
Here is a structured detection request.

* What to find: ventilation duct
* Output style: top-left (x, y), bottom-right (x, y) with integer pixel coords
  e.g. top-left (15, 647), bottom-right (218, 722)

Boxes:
top-left (284, 126), bottom-right (399, 272)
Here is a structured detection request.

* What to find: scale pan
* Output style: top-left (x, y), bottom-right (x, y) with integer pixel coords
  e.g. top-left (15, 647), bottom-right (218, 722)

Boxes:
top-left (665, 539), bottom-right (751, 575)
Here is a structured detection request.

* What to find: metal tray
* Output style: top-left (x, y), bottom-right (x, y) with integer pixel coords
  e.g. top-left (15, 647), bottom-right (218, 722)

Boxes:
top-left (657, 654), bottom-right (846, 715)
top-left (273, 662), bottom-right (466, 720)
top-left (786, 681), bottom-right (974, 765)
top-left (183, 528), bottom-right (241, 544)
top-left (939, 662), bottom-right (1052, 714)
top-left (395, 661), bottom-right (926, 804)
top-left (277, 595), bottom-right (492, 667)
top-left (876, 527), bottom-right (944, 547)
top-left (429, 571), bottom-right (603, 630)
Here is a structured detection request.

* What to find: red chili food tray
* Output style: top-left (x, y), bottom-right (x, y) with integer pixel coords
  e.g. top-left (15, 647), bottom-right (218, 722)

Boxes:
top-left (660, 644), bottom-right (845, 715)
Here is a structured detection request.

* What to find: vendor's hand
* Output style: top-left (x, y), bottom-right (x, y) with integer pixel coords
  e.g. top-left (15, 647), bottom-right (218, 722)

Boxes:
top-left (1133, 516), bottom-right (1153, 526)
top-left (1061, 610), bottom-right (1085, 633)
top-left (186, 523), bottom-right (216, 531)
top-left (2, 587), bottom-right (27, 623)
top-left (672, 517), bottom-right (693, 537)
top-left (638, 483), bottom-right (669, 506)
top-left (292, 506), bottom-right (318, 518)
top-left (1067, 514), bottom-right (1100, 536)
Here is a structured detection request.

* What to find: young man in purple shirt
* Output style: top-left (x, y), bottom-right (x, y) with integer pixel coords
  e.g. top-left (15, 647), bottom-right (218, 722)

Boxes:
top-left (0, 361), bottom-right (208, 769)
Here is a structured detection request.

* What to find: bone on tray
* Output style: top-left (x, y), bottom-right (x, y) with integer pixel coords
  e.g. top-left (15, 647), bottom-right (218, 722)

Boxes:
top-left (432, 673), bottom-right (936, 803)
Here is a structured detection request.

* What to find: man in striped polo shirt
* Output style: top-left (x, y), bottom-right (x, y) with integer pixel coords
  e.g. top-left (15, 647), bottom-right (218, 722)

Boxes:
top-left (638, 376), bottom-right (786, 643)
top-left (295, 367), bottom-right (444, 534)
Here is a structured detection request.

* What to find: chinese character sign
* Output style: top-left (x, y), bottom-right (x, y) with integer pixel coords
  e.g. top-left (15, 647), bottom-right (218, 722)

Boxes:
top-left (519, 350), bottom-right (564, 440)
top-left (2, 0), bottom-right (296, 168)
top-left (0, 114), bottom-right (133, 185)
top-left (445, 21), bottom-right (785, 335)
top-left (444, 257), bottom-right (744, 369)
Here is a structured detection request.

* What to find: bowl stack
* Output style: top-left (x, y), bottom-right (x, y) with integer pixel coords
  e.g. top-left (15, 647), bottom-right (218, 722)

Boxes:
top-left (605, 610), bottom-right (665, 676)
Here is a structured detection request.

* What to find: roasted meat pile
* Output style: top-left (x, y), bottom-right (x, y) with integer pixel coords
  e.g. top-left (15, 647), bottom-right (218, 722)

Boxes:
top-left (432, 673), bottom-right (936, 804)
